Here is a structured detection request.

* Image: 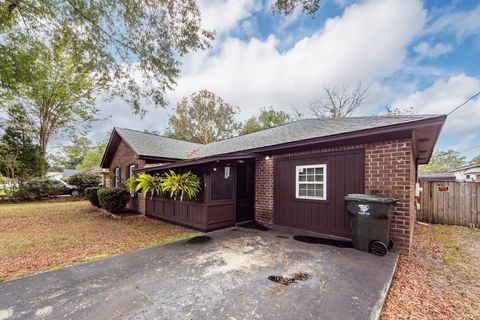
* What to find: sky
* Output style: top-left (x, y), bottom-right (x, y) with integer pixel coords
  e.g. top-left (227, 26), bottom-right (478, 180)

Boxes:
top-left (91, 0), bottom-right (480, 160)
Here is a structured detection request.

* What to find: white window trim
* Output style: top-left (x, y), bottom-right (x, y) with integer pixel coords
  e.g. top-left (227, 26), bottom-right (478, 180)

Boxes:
top-left (129, 165), bottom-right (136, 196)
top-left (295, 164), bottom-right (327, 201)
top-left (114, 167), bottom-right (120, 188)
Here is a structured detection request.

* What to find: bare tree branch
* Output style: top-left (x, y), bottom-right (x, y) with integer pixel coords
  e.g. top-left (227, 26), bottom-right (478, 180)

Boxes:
top-left (308, 83), bottom-right (370, 118)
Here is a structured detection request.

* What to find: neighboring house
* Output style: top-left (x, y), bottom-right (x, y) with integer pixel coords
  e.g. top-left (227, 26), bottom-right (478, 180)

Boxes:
top-left (101, 115), bottom-right (446, 251)
top-left (448, 163), bottom-right (480, 182)
top-left (82, 167), bottom-right (110, 186)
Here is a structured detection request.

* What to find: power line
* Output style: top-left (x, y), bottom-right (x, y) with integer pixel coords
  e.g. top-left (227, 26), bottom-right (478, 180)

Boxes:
top-left (448, 90), bottom-right (480, 115)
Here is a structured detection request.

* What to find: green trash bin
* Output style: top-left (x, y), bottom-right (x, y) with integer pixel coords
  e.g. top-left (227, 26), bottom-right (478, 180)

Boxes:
top-left (344, 194), bottom-right (398, 256)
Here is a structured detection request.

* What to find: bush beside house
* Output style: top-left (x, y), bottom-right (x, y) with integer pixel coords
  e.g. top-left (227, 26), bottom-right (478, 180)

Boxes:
top-left (84, 186), bottom-right (102, 207)
top-left (67, 173), bottom-right (101, 194)
top-left (97, 188), bottom-right (131, 213)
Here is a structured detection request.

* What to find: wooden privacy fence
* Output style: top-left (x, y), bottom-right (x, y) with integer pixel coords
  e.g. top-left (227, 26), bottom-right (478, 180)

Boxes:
top-left (417, 181), bottom-right (480, 228)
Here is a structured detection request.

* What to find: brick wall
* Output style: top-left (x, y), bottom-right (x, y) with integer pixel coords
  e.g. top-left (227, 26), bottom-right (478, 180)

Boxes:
top-left (255, 156), bottom-right (275, 224)
top-left (364, 139), bottom-right (415, 251)
top-left (109, 140), bottom-right (146, 213)
top-left (254, 138), bottom-right (416, 251)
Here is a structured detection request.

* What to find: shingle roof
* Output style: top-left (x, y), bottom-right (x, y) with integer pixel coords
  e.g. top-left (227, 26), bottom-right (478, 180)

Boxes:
top-left (116, 115), bottom-right (443, 160)
top-left (115, 128), bottom-right (203, 160)
top-left (194, 115), bottom-right (443, 158)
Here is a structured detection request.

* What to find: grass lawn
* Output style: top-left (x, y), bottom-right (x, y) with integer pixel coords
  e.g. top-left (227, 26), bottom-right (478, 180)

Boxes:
top-left (382, 223), bottom-right (480, 319)
top-left (0, 200), bottom-right (199, 281)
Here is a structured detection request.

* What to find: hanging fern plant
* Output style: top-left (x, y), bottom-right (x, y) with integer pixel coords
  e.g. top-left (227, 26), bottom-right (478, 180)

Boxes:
top-left (126, 173), bottom-right (163, 199)
top-left (161, 170), bottom-right (201, 201)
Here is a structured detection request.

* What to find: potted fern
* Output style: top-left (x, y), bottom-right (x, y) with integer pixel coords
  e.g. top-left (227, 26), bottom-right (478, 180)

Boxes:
top-left (161, 170), bottom-right (201, 201)
top-left (125, 173), bottom-right (163, 199)
top-left (126, 171), bottom-right (201, 201)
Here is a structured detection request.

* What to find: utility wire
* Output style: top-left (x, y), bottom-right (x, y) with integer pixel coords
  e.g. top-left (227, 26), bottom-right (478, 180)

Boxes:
top-left (448, 90), bottom-right (480, 115)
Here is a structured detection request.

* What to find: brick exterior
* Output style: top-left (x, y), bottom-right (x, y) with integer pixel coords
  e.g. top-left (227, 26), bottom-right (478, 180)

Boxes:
top-left (254, 138), bottom-right (416, 251)
top-left (108, 140), bottom-right (146, 213)
top-left (255, 156), bottom-right (275, 224)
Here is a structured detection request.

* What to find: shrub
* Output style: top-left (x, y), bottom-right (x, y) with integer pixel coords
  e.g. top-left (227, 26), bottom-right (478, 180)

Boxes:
top-left (15, 179), bottom-right (62, 201)
top-left (84, 186), bottom-right (103, 207)
top-left (97, 188), bottom-right (131, 213)
top-left (67, 173), bottom-right (101, 194)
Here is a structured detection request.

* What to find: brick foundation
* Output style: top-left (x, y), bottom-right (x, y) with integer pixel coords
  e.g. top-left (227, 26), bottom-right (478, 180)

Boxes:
top-left (254, 138), bottom-right (416, 251)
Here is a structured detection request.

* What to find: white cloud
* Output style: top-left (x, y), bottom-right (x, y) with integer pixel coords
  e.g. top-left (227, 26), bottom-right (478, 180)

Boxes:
top-left (169, 0), bottom-right (426, 119)
top-left (414, 41), bottom-right (453, 59)
top-left (423, 4), bottom-right (480, 40)
top-left (392, 74), bottom-right (480, 152)
top-left (199, 0), bottom-right (262, 35)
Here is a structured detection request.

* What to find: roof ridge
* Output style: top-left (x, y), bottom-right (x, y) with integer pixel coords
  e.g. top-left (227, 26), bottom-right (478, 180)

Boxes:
top-left (116, 127), bottom-right (204, 146)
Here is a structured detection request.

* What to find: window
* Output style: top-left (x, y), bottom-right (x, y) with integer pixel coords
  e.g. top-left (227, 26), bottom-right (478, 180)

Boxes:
top-left (295, 164), bottom-right (327, 200)
top-left (211, 166), bottom-right (234, 201)
top-left (129, 165), bottom-right (136, 196)
top-left (114, 167), bottom-right (120, 188)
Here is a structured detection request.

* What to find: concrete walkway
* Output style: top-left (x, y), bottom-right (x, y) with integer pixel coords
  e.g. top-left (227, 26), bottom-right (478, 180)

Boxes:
top-left (0, 225), bottom-right (398, 320)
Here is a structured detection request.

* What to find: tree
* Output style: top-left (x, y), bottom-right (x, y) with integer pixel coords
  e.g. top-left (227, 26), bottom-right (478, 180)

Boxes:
top-left (77, 144), bottom-right (107, 170)
top-left (471, 154), bottom-right (480, 164)
top-left (272, 0), bottom-right (321, 16)
top-left (384, 106), bottom-right (415, 116)
top-left (0, 105), bottom-right (48, 186)
top-left (1, 40), bottom-right (99, 154)
top-left (50, 137), bottom-right (93, 170)
top-left (307, 83), bottom-right (369, 118)
top-left (419, 150), bottom-right (467, 174)
top-left (165, 90), bottom-right (240, 144)
top-left (240, 107), bottom-right (291, 135)
top-left (1, 0), bottom-right (214, 115)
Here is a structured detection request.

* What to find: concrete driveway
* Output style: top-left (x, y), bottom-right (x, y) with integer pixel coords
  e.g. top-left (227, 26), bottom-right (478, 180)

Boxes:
top-left (0, 224), bottom-right (398, 320)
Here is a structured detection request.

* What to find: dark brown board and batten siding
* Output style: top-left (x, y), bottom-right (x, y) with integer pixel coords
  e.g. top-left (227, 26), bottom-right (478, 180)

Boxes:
top-left (145, 165), bottom-right (237, 231)
top-left (274, 149), bottom-right (365, 238)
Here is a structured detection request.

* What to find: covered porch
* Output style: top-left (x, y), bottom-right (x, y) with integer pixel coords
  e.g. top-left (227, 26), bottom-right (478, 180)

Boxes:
top-left (140, 155), bottom-right (256, 231)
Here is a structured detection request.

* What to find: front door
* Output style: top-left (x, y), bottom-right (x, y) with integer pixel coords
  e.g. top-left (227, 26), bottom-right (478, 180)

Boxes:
top-left (236, 161), bottom-right (255, 223)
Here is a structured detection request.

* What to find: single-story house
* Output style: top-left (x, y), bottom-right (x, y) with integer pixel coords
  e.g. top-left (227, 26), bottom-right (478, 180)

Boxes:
top-left (100, 115), bottom-right (446, 251)
top-left (448, 163), bottom-right (480, 182)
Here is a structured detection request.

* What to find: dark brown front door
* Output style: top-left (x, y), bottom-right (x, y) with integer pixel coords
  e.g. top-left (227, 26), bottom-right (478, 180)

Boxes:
top-left (274, 149), bottom-right (364, 238)
top-left (236, 162), bottom-right (255, 222)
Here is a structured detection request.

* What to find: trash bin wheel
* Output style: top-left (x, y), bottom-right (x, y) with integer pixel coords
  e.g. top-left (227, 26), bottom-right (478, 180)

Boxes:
top-left (387, 240), bottom-right (394, 250)
top-left (369, 241), bottom-right (388, 256)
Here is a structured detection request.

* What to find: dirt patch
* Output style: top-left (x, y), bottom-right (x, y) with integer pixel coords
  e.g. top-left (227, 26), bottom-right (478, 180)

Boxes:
top-left (381, 223), bottom-right (480, 320)
top-left (268, 273), bottom-right (311, 285)
top-left (0, 201), bottom-right (199, 281)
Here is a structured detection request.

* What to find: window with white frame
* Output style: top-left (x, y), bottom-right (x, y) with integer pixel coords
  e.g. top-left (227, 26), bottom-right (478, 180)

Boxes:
top-left (114, 167), bottom-right (120, 188)
top-left (295, 164), bottom-right (327, 200)
top-left (129, 164), bottom-right (136, 196)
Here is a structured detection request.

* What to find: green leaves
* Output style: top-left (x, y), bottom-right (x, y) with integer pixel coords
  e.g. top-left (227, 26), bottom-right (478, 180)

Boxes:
top-left (160, 170), bottom-right (201, 202)
top-left (419, 150), bottom-right (467, 174)
top-left (127, 173), bottom-right (163, 200)
top-left (127, 171), bottom-right (201, 202)
top-left (240, 107), bottom-right (291, 135)
top-left (164, 90), bottom-right (240, 144)
top-left (1, 0), bottom-right (214, 115)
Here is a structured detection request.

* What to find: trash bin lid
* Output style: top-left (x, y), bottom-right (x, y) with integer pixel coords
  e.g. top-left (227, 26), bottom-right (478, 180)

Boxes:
top-left (344, 193), bottom-right (399, 203)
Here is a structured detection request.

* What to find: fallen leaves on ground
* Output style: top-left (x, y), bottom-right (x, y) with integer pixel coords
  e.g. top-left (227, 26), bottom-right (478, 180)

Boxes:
top-left (0, 201), bottom-right (198, 281)
top-left (381, 223), bottom-right (480, 320)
